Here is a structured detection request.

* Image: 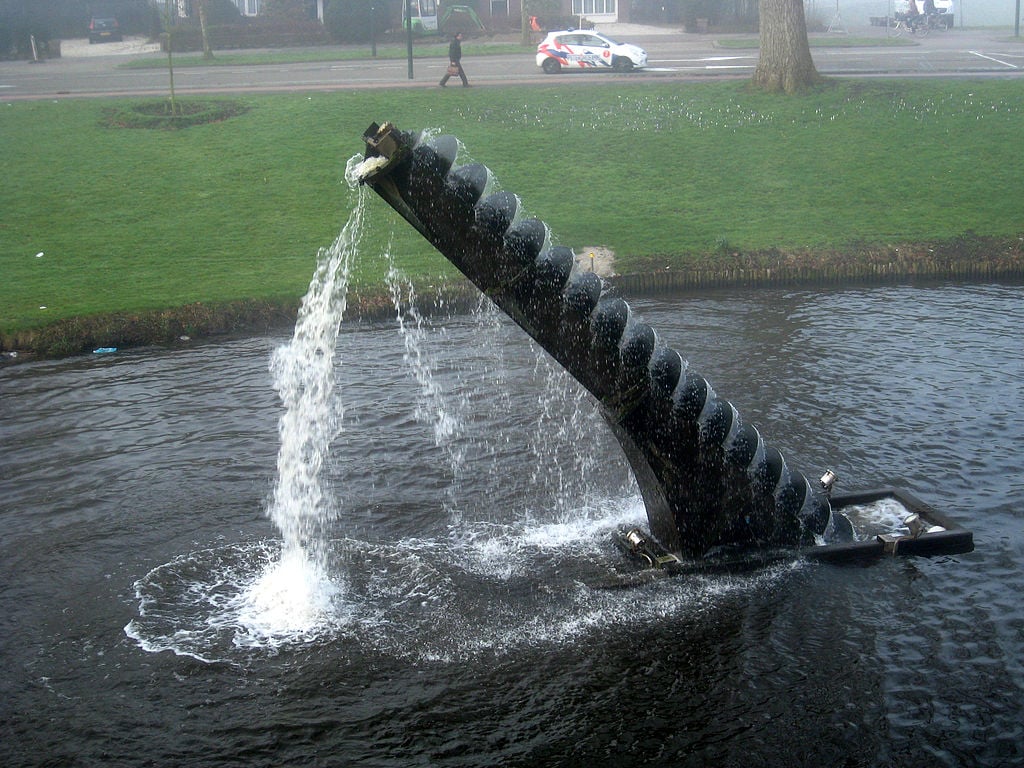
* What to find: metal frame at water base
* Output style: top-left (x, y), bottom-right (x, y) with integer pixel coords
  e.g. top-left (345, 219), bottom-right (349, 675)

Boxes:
top-left (615, 487), bottom-right (974, 577)
top-left (810, 487), bottom-right (974, 563)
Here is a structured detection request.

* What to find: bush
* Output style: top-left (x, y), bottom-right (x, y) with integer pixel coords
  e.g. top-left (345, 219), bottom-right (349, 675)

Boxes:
top-left (631, 0), bottom-right (684, 24)
top-left (324, 0), bottom-right (374, 43)
top-left (163, 17), bottom-right (330, 51)
top-left (677, 0), bottom-right (758, 31)
top-left (207, 0), bottom-right (243, 24)
top-left (261, 0), bottom-right (311, 19)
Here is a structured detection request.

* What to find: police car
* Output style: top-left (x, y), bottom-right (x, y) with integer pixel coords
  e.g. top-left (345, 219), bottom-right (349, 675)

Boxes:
top-left (536, 30), bottom-right (648, 74)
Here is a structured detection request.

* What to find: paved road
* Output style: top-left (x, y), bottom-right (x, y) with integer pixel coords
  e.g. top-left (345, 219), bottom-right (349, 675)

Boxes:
top-left (1, 27), bottom-right (1021, 100)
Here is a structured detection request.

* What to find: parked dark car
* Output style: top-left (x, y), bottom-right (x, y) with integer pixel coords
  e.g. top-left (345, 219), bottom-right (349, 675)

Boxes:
top-left (88, 17), bottom-right (123, 44)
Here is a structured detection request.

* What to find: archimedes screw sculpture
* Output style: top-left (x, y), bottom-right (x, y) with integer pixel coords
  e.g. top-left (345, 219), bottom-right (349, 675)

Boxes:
top-left (358, 122), bottom-right (835, 559)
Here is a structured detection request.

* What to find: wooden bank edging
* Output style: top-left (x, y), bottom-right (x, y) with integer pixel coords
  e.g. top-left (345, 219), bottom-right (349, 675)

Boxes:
top-left (3, 257), bottom-right (1023, 361)
top-left (610, 258), bottom-right (1024, 293)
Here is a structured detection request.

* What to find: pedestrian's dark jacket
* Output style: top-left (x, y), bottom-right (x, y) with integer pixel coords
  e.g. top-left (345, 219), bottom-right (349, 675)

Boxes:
top-left (448, 37), bottom-right (462, 63)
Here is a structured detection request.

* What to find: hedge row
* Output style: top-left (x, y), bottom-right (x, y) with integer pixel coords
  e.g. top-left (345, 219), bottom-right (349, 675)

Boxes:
top-left (164, 20), bottom-right (331, 52)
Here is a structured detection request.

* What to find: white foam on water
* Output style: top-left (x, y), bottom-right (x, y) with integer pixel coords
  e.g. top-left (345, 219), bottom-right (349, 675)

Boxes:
top-left (125, 541), bottom-right (354, 661)
top-left (840, 497), bottom-right (913, 539)
top-left (450, 494), bottom-right (648, 580)
top-left (229, 547), bottom-right (347, 648)
top-left (124, 497), bottom-right (801, 665)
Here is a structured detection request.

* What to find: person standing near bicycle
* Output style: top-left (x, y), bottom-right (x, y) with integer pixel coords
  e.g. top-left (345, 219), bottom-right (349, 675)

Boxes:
top-left (902, 0), bottom-right (921, 29)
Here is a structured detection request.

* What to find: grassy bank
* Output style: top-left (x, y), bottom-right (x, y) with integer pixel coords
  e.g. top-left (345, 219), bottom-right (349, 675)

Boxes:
top-left (2, 79), bottom-right (1022, 356)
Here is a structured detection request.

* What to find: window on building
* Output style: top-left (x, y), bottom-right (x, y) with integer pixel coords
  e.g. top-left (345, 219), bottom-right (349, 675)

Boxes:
top-left (490, 0), bottom-right (509, 16)
top-left (571, 0), bottom-right (616, 15)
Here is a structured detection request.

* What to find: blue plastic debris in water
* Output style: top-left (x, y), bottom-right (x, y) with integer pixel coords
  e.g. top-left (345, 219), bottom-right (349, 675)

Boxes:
top-left (92, 347), bottom-right (117, 355)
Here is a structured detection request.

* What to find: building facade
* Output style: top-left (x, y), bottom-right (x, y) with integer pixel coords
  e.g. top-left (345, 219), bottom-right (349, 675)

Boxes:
top-left (229, 0), bottom-right (625, 26)
top-left (230, 1), bottom-right (327, 20)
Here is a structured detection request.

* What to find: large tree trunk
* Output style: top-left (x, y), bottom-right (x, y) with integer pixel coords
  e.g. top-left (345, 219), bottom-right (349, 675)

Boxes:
top-left (752, 0), bottom-right (824, 93)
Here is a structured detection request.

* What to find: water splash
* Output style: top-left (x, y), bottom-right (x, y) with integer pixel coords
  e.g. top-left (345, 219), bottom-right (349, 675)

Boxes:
top-left (125, 540), bottom-right (350, 660)
top-left (229, 545), bottom-right (344, 646)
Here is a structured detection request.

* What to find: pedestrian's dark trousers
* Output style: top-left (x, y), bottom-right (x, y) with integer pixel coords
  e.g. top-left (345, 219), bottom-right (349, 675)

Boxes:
top-left (440, 63), bottom-right (469, 87)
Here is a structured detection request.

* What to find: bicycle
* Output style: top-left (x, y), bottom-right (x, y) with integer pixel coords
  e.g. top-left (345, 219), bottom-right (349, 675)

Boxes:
top-left (890, 12), bottom-right (946, 36)
top-left (889, 14), bottom-right (920, 36)
top-left (919, 13), bottom-right (950, 34)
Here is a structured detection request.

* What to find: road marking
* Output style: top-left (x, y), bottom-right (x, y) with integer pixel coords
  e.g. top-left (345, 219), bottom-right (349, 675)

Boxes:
top-left (657, 56), bottom-right (755, 63)
top-left (649, 55), bottom-right (756, 72)
top-left (968, 51), bottom-right (1019, 69)
top-left (648, 65), bottom-right (754, 72)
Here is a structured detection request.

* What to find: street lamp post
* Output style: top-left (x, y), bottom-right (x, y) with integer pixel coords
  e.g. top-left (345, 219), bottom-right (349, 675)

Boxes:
top-left (370, 3), bottom-right (377, 57)
top-left (406, 0), bottom-right (414, 78)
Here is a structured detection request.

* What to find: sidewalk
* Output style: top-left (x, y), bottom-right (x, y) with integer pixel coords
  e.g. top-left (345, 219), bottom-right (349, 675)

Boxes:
top-left (59, 35), bottom-right (161, 57)
top-left (593, 22), bottom-right (687, 37)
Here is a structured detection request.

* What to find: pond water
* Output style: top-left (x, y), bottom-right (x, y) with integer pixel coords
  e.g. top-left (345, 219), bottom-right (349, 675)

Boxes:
top-left (2, 280), bottom-right (1022, 767)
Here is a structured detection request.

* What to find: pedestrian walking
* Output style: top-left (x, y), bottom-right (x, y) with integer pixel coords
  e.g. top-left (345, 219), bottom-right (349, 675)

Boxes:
top-left (439, 32), bottom-right (470, 87)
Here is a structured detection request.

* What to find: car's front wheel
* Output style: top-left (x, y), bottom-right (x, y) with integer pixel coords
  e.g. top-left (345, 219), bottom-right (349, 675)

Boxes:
top-left (541, 57), bottom-right (562, 74)
top-left (612, 57), bottom-right (634, 72)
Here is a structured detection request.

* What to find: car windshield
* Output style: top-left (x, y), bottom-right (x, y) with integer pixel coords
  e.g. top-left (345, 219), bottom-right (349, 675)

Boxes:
top-left (558, 34), bottom-right (613, 47)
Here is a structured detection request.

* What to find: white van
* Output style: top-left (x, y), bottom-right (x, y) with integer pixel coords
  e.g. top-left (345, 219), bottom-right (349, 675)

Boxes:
top-left (909, 0), bottom-right (955, 24)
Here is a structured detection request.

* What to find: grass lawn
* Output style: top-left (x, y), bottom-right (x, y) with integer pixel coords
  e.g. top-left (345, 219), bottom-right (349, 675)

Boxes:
top-left (117, 40), bottom-right (529, 68)
top-left (715, 35), bottom-right (919, 48)
top-left (2, 78), bottom-right (1022, 344)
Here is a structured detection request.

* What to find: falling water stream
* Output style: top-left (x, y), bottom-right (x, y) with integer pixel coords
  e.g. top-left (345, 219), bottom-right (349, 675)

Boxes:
top-left (221, 159), bottom-right (374, 644)
top-left (387, 265), bottom-right (467, 515)
top-left (123, 161), bottom-right (376, 655)
top-left (239, 159), bottom-right (368, 640)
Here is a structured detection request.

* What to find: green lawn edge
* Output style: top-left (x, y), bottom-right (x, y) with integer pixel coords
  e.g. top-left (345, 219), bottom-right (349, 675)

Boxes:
top-left (117, 40), bottom-right (530, 69)
top-left (3, 79), bottom-right (1023, 359)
